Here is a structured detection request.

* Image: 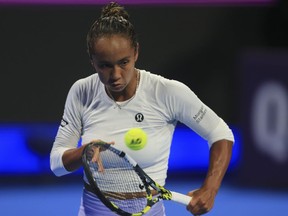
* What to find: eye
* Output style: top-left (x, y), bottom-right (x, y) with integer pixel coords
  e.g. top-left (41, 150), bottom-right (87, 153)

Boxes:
top-left (98, 63), bottom-right (112, 69)
top-left (120, 59), bottom-right (129, 67)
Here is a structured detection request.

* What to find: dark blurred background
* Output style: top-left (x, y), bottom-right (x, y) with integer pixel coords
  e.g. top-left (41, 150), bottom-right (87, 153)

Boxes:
top-left (1, 0), bottom-right (288, 215)
top-left (1, 1), bottom-right (287, 124)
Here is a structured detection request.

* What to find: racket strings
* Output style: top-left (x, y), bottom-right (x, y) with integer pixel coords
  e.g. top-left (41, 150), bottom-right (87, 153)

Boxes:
top-left (88, 149), bottom-right (149, 214)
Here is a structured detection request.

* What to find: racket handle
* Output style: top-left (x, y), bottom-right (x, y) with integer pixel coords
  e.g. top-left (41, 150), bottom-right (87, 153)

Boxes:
top-left (170, 191), bottom-right (192, 206)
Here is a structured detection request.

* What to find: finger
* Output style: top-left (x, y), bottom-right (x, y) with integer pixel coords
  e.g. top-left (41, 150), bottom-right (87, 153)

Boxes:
top-left (107, 141), bottom-right (115, 145)
top-left (99, 141), bottom-right (115, 153)
top-left (91, 146), bottom-right (105, 172)
top-left (186, 197), bottom-right (201, 216)
top-left (187, 202), bottom-right (210, 216)
top-left (91, 146), bottom-right (100, 163)
top-left (97, 154), bottom-right (105, 172)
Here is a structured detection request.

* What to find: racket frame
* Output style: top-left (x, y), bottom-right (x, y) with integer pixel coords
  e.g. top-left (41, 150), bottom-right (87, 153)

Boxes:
top-left (82, 142), bottom-right (191, 216)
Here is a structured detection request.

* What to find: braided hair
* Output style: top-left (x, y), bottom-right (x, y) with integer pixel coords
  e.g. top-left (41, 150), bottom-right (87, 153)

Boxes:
top-left (87, 2), bottom-right (138, 58)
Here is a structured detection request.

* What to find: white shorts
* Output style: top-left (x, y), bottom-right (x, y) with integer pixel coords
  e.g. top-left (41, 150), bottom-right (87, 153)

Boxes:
top-left (78, 188), bottom-right (166, 216)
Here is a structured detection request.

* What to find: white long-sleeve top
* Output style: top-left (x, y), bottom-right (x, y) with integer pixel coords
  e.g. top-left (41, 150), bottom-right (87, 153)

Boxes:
top-left (50, 70), bottom-right (234, 186)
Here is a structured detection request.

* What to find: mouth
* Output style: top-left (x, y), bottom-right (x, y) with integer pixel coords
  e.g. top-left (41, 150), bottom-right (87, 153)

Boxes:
top-left (109, 82), bottom-right (124, 92)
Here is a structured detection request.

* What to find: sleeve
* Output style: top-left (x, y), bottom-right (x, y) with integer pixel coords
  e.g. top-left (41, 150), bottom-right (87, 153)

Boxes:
top-left (50, 81), bottom-right (83, 176)
top-left (162, 80), bottom-right (234, 148)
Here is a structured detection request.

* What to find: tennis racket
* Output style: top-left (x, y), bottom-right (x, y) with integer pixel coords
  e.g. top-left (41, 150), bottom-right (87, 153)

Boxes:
top-left (82, 141), bottom-right (193, 216)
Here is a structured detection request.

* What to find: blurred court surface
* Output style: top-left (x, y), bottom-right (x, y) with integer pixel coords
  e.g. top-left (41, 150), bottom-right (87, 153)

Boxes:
top-left (1, 178), bottom-right (288, 216)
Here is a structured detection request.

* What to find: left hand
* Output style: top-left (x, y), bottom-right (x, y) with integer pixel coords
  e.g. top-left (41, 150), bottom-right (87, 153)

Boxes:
top-left (186, 187), bottom-right (217, 215)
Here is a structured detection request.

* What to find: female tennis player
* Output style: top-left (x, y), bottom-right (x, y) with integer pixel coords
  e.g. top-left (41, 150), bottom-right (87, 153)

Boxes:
top-left (50, 2), bottom-right (234, 216)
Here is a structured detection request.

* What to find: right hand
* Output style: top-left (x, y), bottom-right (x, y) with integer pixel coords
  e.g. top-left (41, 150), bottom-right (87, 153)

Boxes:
top-left (86, 140), bottom-right (115, 172)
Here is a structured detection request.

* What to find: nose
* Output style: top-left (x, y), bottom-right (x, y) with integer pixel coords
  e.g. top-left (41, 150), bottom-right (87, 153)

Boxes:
top-left (110, 66), bottom-right (122, 80)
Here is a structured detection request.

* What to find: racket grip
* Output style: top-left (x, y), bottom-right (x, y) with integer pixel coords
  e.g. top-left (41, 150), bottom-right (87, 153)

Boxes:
top-left (171, 191), bottom-right (192, 206)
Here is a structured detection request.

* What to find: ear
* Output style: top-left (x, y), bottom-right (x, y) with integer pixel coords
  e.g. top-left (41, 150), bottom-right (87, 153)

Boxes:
top-left (134, 43), bottom-right (139, 62)
top-left (90, 58), bottom-right (97, 72)
top-left (90, 54), bottom-right (95, 65)
top-left (87, 48), bottom-right (93, 61)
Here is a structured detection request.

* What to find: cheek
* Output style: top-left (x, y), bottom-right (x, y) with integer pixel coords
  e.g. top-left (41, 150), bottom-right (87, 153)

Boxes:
top-left (96, 71), bottom-right (109, 84)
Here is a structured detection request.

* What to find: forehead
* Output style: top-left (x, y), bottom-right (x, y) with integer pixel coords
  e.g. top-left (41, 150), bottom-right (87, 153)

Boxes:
top-left (92, 35), bottom-right (134, 61)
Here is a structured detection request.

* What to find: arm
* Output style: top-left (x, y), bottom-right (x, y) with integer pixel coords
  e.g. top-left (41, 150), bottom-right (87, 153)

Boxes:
top-left (62, 140), bottom-right (115, 172)
top-left (62, 144), bottom-right (89, 172)
top-left (50, 81), bottom-right (83, 176)
top-left (161, 79), bottom-right (234, 214)
top-left (50, 129), bottom-right (82, 176)
top-left (186, 139), bottom-right (233, 215)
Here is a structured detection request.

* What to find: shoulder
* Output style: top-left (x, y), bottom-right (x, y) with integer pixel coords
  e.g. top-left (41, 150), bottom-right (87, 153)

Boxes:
top-left (140, 70), bottom-right (193, 97)
top-left (65, 73), bottom-right (101, 105)
top-left (140, 70), bottom-right (177, 87)
top-left (69, 74), bottom-right (100, 95)
top-left (72, 74), bottom-right (98, 89)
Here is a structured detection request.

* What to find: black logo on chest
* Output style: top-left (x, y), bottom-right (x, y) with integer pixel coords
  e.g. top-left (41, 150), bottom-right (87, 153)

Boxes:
top-left (135, 113), bottom-right (144, 122)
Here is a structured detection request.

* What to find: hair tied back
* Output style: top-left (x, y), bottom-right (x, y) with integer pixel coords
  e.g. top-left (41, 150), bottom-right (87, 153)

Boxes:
top-left (100, 2), bottom-right (130, 20)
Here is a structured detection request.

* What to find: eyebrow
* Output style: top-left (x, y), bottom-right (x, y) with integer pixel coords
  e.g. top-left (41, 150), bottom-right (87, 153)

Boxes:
top-left (96, 56), bottom-right (131, 64)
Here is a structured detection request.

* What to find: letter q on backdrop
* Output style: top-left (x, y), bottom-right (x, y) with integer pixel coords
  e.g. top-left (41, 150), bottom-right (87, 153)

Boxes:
top-left (238, 50), bottom-right (288, 187)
